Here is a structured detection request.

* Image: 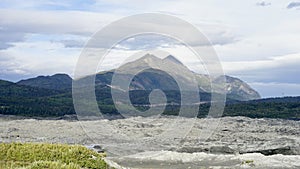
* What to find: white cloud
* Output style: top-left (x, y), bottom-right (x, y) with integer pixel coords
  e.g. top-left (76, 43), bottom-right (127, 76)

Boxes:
top-left (221, 53), bottom-right (300, 87)
top-left (0, 0), bottom-right (300, 98)
top-left (0, 9), bottom-right (120, 34)
top-left (222, 53), bottom-right (300, 73)
top-left (287, 1), bottom-right (300, 9)
top-left (256, 1), bottom-right (272, 7)
top-left (0, 40), bottom-right (79, 81)
top-left (0, 8), bottom-right (238, 50)
top-left (0, 9), bottom-right (121, 49)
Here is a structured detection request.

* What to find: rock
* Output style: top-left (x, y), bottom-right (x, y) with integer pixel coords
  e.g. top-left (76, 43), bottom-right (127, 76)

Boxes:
top-left (210, 146), bottom-right (235, 154)
top-left (7, 127), bottom-right (19, 133)
top-left (94, 145), bottom-right (105, 153)
top-left (176, 146), bottom-right (235, 154)
top-left (241, 146), bottom-right (293, 156)
top-left (177, 147), bottom-right (208, 153)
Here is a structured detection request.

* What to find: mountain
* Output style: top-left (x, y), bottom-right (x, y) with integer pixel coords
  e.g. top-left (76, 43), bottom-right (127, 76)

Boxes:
top-left (163, 55), bottom-right (185, 66)
top-left (0, 76), bottom-right (299, 119)
top-left (0, 79), bottom-right (61, 97)
top-left (222, 96), bottom-right (300, 120)
top-left (12, 54), bottom-right (260, 101)
top-left (214, 75), bottom-right (261, 101)
top-left (17, 74), bottom-right (72, 91)
top-left (95, 54), bottom-right (261, 101)
top-left (1, 77), bottom-right (299, 119)
top-left (0, 79), bottom-right (74, 117)
top-left (0, 54), bottom-right (265, 118)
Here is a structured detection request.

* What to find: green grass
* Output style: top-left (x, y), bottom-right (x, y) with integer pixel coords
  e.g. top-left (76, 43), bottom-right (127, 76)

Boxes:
top-left (241, 159), bottom-right (255, 167)
top-left (0, 142), bottom-right (110, 169)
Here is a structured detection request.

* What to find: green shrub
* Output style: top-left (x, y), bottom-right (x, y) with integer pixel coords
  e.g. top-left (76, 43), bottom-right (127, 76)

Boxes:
top-left (25, 161), bottom-right (80, 169)
top-left (0, 142), bottom-right (109, 169)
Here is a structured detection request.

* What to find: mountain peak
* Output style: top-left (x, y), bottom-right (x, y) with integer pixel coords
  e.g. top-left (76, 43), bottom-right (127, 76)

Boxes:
top-left (140, 53), bottom-right (157, 59)
top-left (135, 54), bottom-right (184, 66)
top-left (136, 53), bottom-right (161, 63)
top-left (163, 55), bottom-right (183, 65)
top-left (121, 54), bottom-right (186, 72)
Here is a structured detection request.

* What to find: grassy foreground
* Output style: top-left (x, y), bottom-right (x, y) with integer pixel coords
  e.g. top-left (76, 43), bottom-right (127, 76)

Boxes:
top-left (0, 142), bottom-right (110, 169)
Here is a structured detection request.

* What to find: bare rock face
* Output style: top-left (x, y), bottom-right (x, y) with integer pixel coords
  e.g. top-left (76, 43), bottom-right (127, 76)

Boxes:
top-left (214, 75), bottom-right (261, 100)
top-left (94, 54), bottom-right (261, 101)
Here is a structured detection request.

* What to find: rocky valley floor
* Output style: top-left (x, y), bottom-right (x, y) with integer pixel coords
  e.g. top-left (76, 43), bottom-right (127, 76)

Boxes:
top-left (0, 116), bottom-right (300, 169)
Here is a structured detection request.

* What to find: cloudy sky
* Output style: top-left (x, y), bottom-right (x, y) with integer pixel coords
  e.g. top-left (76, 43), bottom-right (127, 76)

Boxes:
top-left (0, 0), bottom-right (300, 98)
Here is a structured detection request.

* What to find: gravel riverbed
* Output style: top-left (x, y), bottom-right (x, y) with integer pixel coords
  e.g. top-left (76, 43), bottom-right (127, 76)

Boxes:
top-left (1, 116), bottom-right (299, 168)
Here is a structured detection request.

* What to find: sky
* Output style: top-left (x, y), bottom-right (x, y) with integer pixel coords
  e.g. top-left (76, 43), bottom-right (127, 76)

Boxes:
top-left (0, 0), bottom-right (300, 98)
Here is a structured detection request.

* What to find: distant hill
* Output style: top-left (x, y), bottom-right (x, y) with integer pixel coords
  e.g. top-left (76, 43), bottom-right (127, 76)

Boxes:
top-left (222, 96), bottom-right (300, 120)
top-left (17, 74), bottom-right (72, 91)
top-left (16, 54), bottom-right (260, 101)
top-left (0, 79), bottom-right (299, 119)
top-left (0, 79), bottom-right (74, 117)
top-left (7, 54), bottom-right (300, 119)
top-left (0, 79), bottom-right (61, 97)
top-left (0, 77), bottom-right (299, 119)
top-left (248, 96), bottom-right (300, 103)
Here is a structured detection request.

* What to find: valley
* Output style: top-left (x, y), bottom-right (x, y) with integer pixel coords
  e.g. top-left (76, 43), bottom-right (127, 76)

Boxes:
top-left (1, 116), bottom-right (299, 168)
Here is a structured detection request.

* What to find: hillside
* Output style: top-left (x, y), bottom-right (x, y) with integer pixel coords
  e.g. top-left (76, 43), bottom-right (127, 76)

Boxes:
top-left (14, 54), bottom-right (261, 101)
top-left (2, 54), bottom-right (298, 119)
top-left (0, 79), bottom-right (61, 97)
top-left (94, 54), bottom-right (261, 100)
top-left (0, 79), bottom-right (74, 117)
top-left (0, 78), bottom-right (299, 119)
top-left (17, 73), bottom-right (72, 91)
